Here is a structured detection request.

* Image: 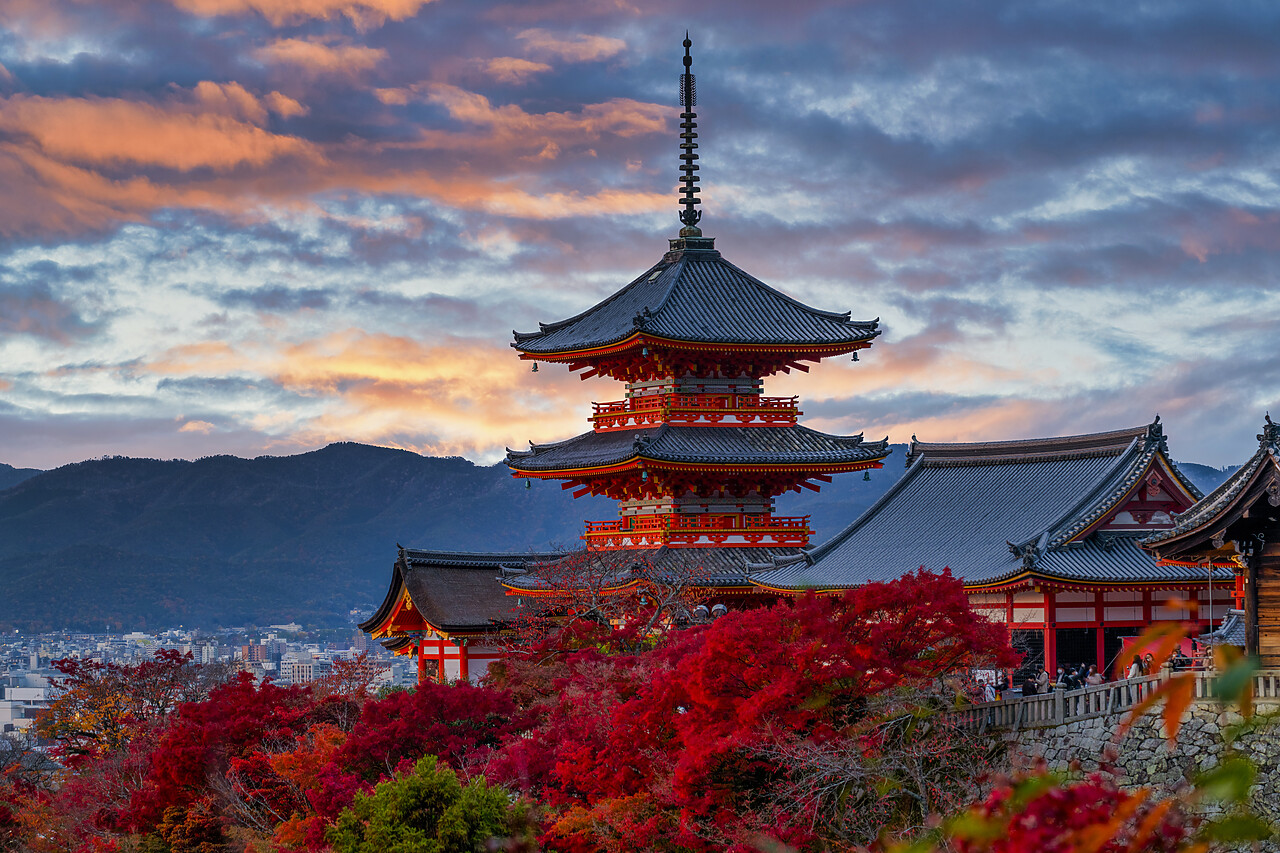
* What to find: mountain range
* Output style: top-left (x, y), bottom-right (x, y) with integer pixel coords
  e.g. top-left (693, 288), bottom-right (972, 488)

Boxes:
top-left (0, 444), bottom-right (1237, 632)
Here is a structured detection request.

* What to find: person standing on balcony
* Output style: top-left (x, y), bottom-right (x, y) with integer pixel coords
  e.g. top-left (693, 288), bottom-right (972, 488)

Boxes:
top-left (1085, 665), bottom-right (1104, 686)
top-left (1035, 669), bottom-right (1051, 694)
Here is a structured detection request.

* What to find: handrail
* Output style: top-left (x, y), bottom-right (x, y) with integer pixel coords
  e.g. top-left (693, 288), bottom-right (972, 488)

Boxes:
top-left (584, 514), bottom-right (811, 535)
top-left (952, 670), bottom-right (1280, 733)
top-left (591, 394), bottom-right (799, 416)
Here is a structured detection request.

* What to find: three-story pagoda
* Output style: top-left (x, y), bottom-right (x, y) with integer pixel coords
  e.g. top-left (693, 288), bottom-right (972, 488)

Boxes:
top-left (506, 37), bottom-right (890, 551)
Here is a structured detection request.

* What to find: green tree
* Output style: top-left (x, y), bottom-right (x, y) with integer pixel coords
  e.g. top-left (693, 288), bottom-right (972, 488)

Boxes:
top-left (328, 755), bottom-right (528, 853)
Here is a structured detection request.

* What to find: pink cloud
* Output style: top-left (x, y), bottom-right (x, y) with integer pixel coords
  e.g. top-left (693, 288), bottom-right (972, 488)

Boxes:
top-left (169, 0), bottom-right (434, 28)
top-left (515, 28), bottom-right (626, 62)
top-left (255, 37), bottom-right (387, 75)
top-left (485, 57), bottom-right (553, 85)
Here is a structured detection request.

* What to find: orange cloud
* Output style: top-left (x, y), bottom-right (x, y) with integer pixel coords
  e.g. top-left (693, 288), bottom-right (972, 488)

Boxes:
top-left (169, 0), bottom-right (434, 28)
top-left (255, 37), bottom-right (387, 75)
top-left (264, 91), bottom-right (309, 118)
top-left (516, 29), bottom-right (625, 62)
top-left (0, 93), bottom-right (317, 171)
top-left (191, 80), bottom-right (269, 124)
top-left (423, 83), bottom-right (670, 139)
top-left (138, 331), bottom-right (598, 459)
top-left (485, 57), bottom-right (552, 84)
top-left (179, 419), bottom-right (217, 433)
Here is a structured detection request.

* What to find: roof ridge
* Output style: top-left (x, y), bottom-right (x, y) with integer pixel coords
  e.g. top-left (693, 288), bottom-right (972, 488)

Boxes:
top-left (512, 259), bottom-right (670, 342)
top-left (1038, 438), bottom-right (1148, 549)
top-left (800, 449), bottom-right (929, 564)
top-left (907, 424), bottom-right (1150, 466)
top-left (709, 255), bottom-right (873, 325)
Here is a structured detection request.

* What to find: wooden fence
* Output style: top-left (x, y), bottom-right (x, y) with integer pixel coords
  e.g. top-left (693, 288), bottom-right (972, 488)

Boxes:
top-left (952, 670), bottom-right (1280, 733)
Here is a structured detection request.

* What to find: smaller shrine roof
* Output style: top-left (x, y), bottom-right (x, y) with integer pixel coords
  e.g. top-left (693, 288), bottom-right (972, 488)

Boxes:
top-left (750, 419), bottom-right (1225, 592)
top-left (1201, 609), bottom-right (1247, 647)
top-left (499, 545), bottom-right (802, 592)
top-left (360, 548), bottom-right (562, 635)
top-left (506, 424), bottom-right (889, 473)
top-left (512, 238), bottom-right (879, 355)
top-left (1142, 416), bottom-right (1280, 551)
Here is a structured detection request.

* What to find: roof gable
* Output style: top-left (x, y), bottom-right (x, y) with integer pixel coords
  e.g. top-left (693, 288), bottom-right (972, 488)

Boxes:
top-left (750, 419), bottom-right (1217, 590)
top-left (1143, 416), bottom-right (1280, 556)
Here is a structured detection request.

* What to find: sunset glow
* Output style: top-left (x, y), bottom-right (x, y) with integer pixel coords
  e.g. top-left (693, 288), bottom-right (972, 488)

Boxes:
top-left (1, 1), bottom-right (1278, 468)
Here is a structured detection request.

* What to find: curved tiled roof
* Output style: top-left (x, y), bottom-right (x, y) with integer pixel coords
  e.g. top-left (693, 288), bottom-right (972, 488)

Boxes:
top-left (506, 425), bottom-right (890, 473)
top-left (750, 419), bottom-right (1218, 591)
top-left (1143, 418), bottom-right (1280, 549)
top-left (500, 545), bottom-right (801, 591)
top-left (512, 238), bottom-right (879, 354)
top-left (360, 549), bottom-right (562, 634)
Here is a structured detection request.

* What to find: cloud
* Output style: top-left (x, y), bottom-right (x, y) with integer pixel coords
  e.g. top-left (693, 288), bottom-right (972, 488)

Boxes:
top-left (168, 0), bottom-right (435, 28)
top-left (254, 37), bottom-right (387, 75)
top-left (263, 91), bottom-right (309, 118)
top-left (0, 280), bottom-right (99, 342)
top-left (515, 29), bottom-right (626, 62)
top-left (178, 419), bottom-right (216, 433)
top-left (218, 285), bottom-right (334, 311)
top-left (0, 92), bottom-right (317, 172)
top-left (484, 57), bottom-right (552, 85)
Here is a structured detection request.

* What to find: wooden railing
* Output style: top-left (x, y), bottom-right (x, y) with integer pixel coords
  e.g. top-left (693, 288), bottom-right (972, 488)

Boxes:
top-left (952, 670), bottom-right (1280, 733)
top-left (584, 514), bottom-right (810, 534)
top-left (590, 394), bottom-right (800, 430)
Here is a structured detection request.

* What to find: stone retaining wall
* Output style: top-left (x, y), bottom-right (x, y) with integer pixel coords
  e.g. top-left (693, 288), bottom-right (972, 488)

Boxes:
top-left (1007, 702), bottom-right (1280, 825)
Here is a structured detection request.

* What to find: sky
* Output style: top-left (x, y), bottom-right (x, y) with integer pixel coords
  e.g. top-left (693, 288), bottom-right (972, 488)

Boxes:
top-left (1, 0), bottom-right (1278, 470)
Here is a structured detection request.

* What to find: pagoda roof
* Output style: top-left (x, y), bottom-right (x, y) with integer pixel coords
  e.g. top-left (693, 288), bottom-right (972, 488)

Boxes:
top-left (1142, 416), bottom-right (1280, 556)
top-left (749, 419), bottom-right (1228, 592)
top-left (506, 424), bottom-right (890, 473)
top-left (511, 238), bottom-right (879, 356)
top-left (498, 545), bottom-right (801, 592)
top-left (360, 548), bottom-right (562, 636)
top-left (1201, 609), bottom-right (1247, 647)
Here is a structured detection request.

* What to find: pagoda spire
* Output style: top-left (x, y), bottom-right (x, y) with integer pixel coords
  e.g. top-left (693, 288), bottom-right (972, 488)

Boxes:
top-left (678, 33), bottom-right (702, 236)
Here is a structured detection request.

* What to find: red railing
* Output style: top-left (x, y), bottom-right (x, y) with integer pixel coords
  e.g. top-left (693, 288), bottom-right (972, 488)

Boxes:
top-left (584, 514), bottom-right (810, 534)
top-left (591, 394), bottom-right (800, 430)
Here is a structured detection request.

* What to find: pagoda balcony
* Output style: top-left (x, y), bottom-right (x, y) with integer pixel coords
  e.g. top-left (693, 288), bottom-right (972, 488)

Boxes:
top-left (582, 513), bottom-right (811, 549)
top-left (590, 394), bottom-right (800, 431)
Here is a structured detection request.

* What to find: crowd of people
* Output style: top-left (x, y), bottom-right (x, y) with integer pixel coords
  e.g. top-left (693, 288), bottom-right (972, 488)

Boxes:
top-left (975, 641), bottom-right (1214, 701)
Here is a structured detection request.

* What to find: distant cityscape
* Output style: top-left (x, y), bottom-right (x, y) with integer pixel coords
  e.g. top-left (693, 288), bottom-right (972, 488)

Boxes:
top-left (0, 617), bottom-right (417, 736)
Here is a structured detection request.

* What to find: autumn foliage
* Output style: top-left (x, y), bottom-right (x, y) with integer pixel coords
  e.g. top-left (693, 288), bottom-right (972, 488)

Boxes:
top-left (4, 570), bottom-right (1274, 853)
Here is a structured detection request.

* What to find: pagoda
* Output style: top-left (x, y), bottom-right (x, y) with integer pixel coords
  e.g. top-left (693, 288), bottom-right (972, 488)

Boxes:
top-left (505, 37), bottom-right (890, 552)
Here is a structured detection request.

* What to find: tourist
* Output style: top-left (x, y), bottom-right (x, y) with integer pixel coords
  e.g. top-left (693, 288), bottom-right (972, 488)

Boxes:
top-left (1085, 664), bottom-right (1104, 686)
top-left (1143, 652), bottom-right (1156, 675)
top-left (1127, 655), bottom-right (1143, 679)
top-left (1035, 668), bottom-right (1051, 694)
top-left (982, 679), bottom-right (997, 703)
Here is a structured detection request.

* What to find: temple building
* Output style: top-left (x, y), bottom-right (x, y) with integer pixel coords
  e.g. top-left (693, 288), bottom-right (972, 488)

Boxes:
top-left (361, 38), bottom-right (890, 678)
top-left (748, 419), bottom-right (1232, 678)
top-left (1143, 416), bottom-right (1280, 666)
top-left (360, 39), bottom-right (1242, 686)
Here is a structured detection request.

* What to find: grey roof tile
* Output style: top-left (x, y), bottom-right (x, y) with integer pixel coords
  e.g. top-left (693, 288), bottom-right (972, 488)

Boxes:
top-left (360, 549), bottom-right (561, 634)
top-left (751, 421), bottom-right (1218, 591)
top-left (500, 545), bottom-right (801, 591)
top-left (512, 241), bottom-right (878, 353)
top-left (506, 424), bottom-right (889, 472)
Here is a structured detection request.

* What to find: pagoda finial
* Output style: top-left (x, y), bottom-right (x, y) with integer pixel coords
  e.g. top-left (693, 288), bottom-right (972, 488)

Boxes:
top-left (678, 33), bottom-right (702, 236)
